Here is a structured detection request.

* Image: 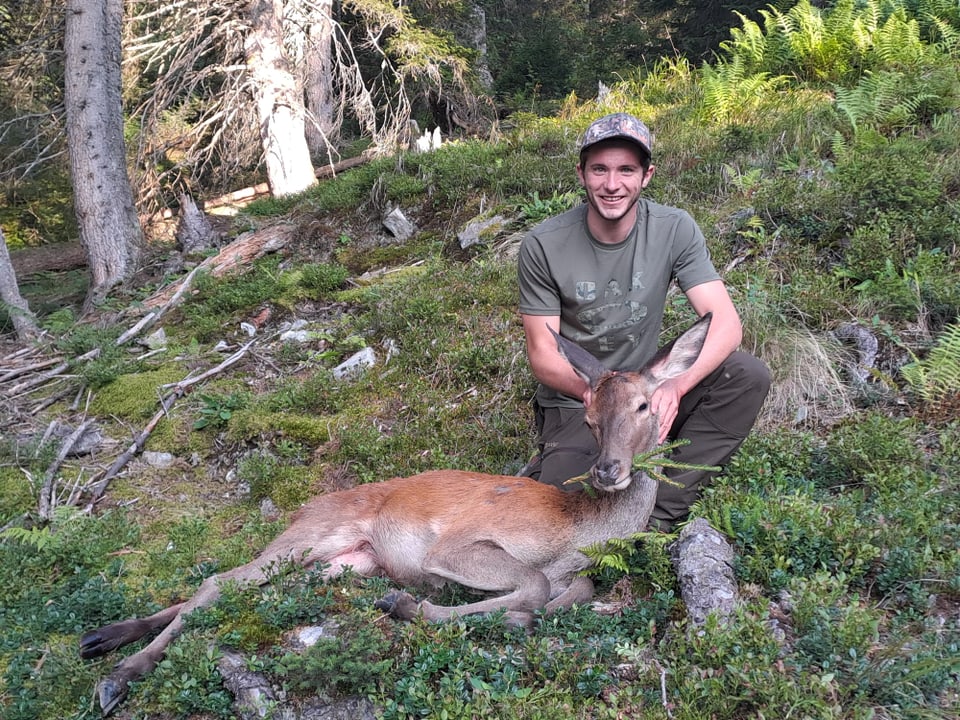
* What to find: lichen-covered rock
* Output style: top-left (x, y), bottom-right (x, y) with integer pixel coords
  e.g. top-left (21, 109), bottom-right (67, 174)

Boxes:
top-left (670, 517), bottom-right (739, 626)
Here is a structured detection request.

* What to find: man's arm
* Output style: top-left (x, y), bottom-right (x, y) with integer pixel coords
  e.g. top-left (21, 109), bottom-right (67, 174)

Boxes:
top-left (651, 279), bottom-right (743, 441)
top-left (521, 313), bottom-right (593, 406)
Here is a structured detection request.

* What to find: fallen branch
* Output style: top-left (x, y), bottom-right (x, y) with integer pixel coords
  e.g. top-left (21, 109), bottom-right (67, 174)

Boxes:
top-left (160, 338), bottom-right (257, 392)
top-left (4, 347), bottom-right (99, 397)
top-left (83, 389), bottom-right (184, 512)
top-left (83, 339), bottom-right (257, 511)
top-left (38, 418), bottom-right (95, 520)
top-left (0, 357), bottom-right (62, 384)
top-left (115, 263), bottom-right (205, 345)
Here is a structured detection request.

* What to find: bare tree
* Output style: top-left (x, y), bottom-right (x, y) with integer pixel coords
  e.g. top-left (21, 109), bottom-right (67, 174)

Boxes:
top-left (0, 1), bottom-right (67, 189)
top-left (127, 0), bottom-right (485, 216)
top-left (244, 0), bottom-right (317, 197)
top-left (64, 0), bottom-right (143, 311)
top-left (298, 0), bottom-right (340, 160)
top-left (0, 228), bottom-right (39, 341)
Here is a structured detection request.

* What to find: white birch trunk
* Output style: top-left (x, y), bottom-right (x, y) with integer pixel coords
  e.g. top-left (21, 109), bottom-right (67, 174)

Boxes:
top-left (245, 0), bottom-right (318, 197)
top-left (64, 0), bottom-right (143, 310)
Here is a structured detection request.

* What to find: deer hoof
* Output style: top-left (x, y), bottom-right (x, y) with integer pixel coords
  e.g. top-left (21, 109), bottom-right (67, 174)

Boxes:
top-left (97, 676), bottom-right (130, 716)
top-left (79, 628), bottom-right (121, 659)
top-left (374, 591), bottom-right (419, 620)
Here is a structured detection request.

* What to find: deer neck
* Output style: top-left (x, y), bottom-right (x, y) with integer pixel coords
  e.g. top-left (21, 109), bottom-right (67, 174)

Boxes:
top-left (567, 470), bottom-right (659, 549)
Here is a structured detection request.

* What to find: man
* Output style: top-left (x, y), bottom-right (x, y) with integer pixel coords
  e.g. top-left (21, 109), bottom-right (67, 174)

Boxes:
top-left (518, 112), bottom-right (770, 531)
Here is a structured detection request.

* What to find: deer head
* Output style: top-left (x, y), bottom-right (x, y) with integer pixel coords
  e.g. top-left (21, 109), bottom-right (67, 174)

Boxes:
top-left (550, 313), bottom-right (711, 492)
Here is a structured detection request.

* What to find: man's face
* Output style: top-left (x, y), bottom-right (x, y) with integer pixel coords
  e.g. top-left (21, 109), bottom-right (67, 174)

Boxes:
top-left (576, 141), bottom-right (655, 224)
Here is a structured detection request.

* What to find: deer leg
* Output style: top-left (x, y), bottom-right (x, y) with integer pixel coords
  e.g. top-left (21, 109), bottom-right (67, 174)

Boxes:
top-left (544, 576), bottom-right (595, 613)
top-left (376, 542), bottom-right (552, 629)
top-left (79, 602), bottom-right (186, 659)
top-left (91, 547), bottom-right (318, 715)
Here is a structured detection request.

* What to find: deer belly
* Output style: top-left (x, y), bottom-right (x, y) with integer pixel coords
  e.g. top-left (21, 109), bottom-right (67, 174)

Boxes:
top-left (325, 546), bottom-right (383, 577)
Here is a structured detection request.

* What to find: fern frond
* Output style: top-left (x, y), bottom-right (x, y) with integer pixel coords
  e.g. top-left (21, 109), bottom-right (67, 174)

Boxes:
top-left (871, 11), bottom-right (926, 67)
top-left (580, 536), bottom-right (638, 576)
top-left (834, 69), bottom-right (938, 132)
top-left (700, 57), bottom-right (788, 124)
top-left (722, 12), bottom-right (770, 69)
top-left (901, 319), bottom-right (960, 403)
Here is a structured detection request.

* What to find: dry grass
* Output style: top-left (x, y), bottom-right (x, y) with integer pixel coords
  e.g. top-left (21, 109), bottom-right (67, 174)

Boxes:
top-left (745, 321), bottom-right (855, 430)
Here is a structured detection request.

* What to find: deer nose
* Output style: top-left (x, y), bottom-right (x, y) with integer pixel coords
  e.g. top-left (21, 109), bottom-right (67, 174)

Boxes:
top-left (592, 460), bottom-right (622, 488)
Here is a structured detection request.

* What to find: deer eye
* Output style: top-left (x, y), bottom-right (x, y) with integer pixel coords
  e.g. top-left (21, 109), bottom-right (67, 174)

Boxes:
top-left (637, 402), bottom-right (648, 413)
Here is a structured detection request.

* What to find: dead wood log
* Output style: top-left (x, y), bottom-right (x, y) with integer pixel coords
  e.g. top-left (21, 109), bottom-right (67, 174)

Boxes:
top-left (216, 649), bottom-right (280, 720)
top-left (175, 193), bottom-right (219, 255)
top-left (142, 224), bottom-right (294, 310)
top-left (201, 153), bottom-right (371, 212)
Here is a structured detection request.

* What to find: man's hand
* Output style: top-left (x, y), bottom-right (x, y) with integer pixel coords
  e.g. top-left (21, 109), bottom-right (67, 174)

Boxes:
top-left (651, 378), bottom-right (684, 444)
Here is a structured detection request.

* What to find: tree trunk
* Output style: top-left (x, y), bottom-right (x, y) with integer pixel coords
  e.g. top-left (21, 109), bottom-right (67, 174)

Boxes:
top-left (244, 0), bottom-right (318, 197)
top-left (467, 2), bottom-right (493, 90)
top-left (64, 0), bottom-right (143, 312)
top-left (303, 0), bottom-right (339, 161)
top-left (0, 228), bottom-right (39, 342)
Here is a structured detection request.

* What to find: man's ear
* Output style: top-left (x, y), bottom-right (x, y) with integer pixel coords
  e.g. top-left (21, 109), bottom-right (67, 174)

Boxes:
top-left (640, 164), bottom-right (656, 189)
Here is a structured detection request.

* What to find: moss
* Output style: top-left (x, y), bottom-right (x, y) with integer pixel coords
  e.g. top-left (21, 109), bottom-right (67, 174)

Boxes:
top-left (143, 412), bottom-right (212, 456)
top-left (88, 365), bottom-right (188, 421)
top-left (258, 465), bottom-right (313, 510)
top-left (227, 410), bottom-right (332, 446)
top-left (0, 468), bottom-right (34, 522)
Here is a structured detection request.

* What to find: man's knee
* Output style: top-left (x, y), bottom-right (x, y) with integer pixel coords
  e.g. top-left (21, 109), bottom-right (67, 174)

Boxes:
top-left (699, 352), bottom-right (771, 437)
top-left (726, 352), bottom-right (771, 396)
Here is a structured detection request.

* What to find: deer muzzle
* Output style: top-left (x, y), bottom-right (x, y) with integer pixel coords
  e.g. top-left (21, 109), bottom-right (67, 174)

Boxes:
top-left (592, 459), bottom-right (632, 492)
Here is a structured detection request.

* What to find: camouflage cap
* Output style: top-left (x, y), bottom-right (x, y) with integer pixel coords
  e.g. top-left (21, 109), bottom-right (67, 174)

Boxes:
top-left (578, 113), bottom-right (653, 159)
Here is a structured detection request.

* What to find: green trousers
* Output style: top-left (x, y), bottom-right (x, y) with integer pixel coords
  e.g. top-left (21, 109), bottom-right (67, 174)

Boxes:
top-left (523, 351), bottom-right (771, 532)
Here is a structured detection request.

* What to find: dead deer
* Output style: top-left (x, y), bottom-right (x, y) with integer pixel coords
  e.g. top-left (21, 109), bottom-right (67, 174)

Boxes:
top-left (80, 313), bottom-right (711, 714)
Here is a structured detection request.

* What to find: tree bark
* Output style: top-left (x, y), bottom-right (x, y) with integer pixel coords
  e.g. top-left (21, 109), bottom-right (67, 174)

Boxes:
top-left (244, 0), bottom-right (318, 197)
top-left (64, 0), bottom-right (143, 312)
top-left (0, 228), bottom-right (39, 341)
top-left (303, 0), bottom-right (339, 161)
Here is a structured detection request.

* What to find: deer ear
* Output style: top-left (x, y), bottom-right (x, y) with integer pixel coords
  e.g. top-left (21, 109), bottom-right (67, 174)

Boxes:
top-left (549, 326), bottom-right (608, 387)
top-left (641, 313), bottom-right (712, 384)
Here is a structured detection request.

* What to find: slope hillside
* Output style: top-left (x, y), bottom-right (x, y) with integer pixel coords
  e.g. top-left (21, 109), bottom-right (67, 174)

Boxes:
top-left (2, 2), bottom-right (959, 717)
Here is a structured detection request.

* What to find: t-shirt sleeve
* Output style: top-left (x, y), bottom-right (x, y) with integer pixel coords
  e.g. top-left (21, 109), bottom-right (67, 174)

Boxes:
top-left (517, 234), bottom-right (561, 316)
top-left (671, 211), bottom-right (721, 292)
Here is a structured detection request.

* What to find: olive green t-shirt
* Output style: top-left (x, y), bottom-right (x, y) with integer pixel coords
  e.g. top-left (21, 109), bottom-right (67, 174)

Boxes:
top-left (518, 200), bottom-right (720, 408)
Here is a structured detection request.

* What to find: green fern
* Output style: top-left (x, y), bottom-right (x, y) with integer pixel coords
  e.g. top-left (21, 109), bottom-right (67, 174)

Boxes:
top-left (869, 10), bottom-right (927, 68)
top-left (900, 320), bottom-right (960, 403)
top-left (1, 524), bottom-right (55, 551)
top-left (580, 536), bottom-right (638, 575)
top-left (699, 57), bottom-right (787, 124)
top-left (834, 69), bottom-right (938, 133)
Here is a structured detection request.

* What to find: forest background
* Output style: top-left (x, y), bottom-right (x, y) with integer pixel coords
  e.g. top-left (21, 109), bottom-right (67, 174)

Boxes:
top-left (1, 1), bottom-right (959, 719)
